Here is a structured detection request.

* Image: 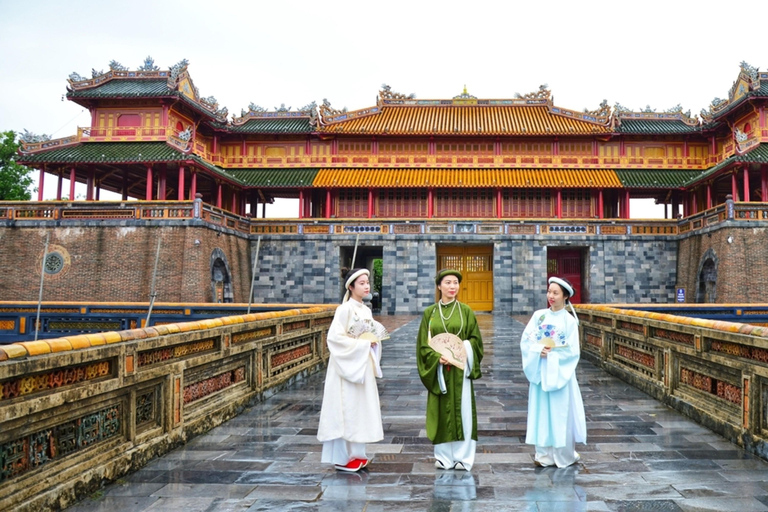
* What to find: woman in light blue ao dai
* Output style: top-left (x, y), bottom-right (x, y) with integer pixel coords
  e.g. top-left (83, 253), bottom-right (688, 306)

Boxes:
top-left (520, 276), bottom-right (586, 468)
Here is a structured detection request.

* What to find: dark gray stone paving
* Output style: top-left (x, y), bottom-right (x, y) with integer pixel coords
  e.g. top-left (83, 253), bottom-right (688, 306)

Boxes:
top-left (69, 316), bottom-right (768, 511)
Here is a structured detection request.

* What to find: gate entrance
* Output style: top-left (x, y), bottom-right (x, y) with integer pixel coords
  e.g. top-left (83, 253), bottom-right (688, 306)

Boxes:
top-left (546, 248), bottom-right (583, 304)
top-left (436, 245), bottom-right (494, 312)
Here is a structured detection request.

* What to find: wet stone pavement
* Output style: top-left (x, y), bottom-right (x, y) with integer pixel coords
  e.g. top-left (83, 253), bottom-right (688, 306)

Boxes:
top-left (70, 315), bottom-right (768, 512)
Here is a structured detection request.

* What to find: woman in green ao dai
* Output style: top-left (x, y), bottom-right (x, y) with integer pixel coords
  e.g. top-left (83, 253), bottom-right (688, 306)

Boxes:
top-left (416, 269), bottom-right (484, 471)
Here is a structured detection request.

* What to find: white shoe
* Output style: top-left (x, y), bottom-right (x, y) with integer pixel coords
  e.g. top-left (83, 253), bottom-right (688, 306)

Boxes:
top-left (435, 460), bottom-right (448, 469)
top-left (453, 462), bottom-right (470, 471)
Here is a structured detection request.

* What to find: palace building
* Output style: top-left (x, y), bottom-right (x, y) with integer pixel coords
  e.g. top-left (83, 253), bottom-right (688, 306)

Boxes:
top-left (6, 58), bottom-right (768, 314)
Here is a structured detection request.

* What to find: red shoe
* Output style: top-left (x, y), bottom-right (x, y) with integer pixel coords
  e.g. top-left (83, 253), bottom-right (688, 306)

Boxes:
top-left (359, 458), bottom-right (370, 468)
top-left (335, 459), bottom-right (365, 472)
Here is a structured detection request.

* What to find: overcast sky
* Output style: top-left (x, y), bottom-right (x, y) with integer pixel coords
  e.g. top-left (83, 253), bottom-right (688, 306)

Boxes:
top-left (2, 0), bottom-right (765, 217)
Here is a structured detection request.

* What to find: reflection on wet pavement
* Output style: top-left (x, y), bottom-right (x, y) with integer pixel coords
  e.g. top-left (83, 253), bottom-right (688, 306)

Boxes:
top-left (69, 315), bottom-right (768, 511)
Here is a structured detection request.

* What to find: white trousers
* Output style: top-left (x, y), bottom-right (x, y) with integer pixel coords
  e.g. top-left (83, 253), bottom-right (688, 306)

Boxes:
top-left (435, 340), bottom-right (476, 470)
top-left (321, 438), bottom-right (367, 466)
top-left (534, 392), bottom-right (579, 468)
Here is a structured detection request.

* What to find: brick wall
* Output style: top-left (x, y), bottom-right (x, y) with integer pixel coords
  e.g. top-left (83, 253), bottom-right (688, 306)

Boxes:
top-left (0, 223), bottom-right (251, 303)
top-left (677, 226), bottom-right (768, 303)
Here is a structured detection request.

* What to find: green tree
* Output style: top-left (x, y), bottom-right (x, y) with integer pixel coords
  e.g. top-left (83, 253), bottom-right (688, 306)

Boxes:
top-left (0, 131), bottom-right (35, 200)
top-left (373, 258), bottom-right (383, 293)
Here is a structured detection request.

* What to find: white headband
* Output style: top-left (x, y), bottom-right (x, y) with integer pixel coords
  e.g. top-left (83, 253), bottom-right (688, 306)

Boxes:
top-left (548, 277), bottom-right (574, 297)
top-left (548, 276), bottom-right (579, 324)
top-left (343, 269), bottom-right (369, 303)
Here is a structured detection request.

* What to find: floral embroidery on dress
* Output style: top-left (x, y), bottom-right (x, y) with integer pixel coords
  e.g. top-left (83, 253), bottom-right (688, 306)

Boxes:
top-left (536, 324), bottom-right (567, 347)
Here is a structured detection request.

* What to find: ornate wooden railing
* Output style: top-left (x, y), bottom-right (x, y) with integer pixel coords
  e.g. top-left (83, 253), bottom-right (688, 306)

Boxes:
top-left (3, 199), bottom-right (768, 238)
top-left (0, 306), bottom-right (334, 511)
top-left (575, 304), bottom-right (768, 461)
top-left (79, 126), bottom-right (168, 141)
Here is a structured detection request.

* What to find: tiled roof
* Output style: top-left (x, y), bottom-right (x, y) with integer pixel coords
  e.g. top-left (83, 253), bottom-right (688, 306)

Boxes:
top-left (313, 168), bottom-right (623, 188)
top-left (319, 106), bottom-right (611, 136)
top-left (17, 142), bottom-right (240, 183)
top-left (226, 118), bottom-right (314, 134)
top-left (18, 142), bottom-right (188, 164)
top-left (617, 119), bottom-right (701, 134)
top-left (67, 79), bottom-right (174, 98)
top-left (223, 168), bottom-right (319, 187)
top-left (686, 143), bottom-right (768, 185)
top-left (615, 170), bottom-right (704, 188)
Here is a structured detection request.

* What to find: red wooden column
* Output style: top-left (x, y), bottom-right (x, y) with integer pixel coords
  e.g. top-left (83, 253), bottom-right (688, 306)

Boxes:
top-left (95, 180), bottom-right (101, 201)
top-left (761, 166), bottom-right (768, 202)
top-left (298, 189), bottom-right (304, 219)
top-left (428, 188), bottom-right (434, 219)
top-left (86, 167), bottom-right (95, 201)
top-left (159, 167), bottom-right (167, 200)
top-left (706, 183), bottom-right (712, 209)
top-left (178, 166), bottom-right (186, 200)
top-left (37, 165), bottom-right (45, 201)
top-left (216, 183), bottom-right (222, 208)
top-left (624, 190), bottom-right (631, 218)
top-left (743, 165), bottom-right (750, 203)
top-left (683, 192), bottom-right (689, 217)
top-left (731, 172), bottom-right (739, 201)
top-left (190, 171), bottom-right (197, 200)
top-left (556, 189), bottom-right (562, 219)
top-left (325, 189), bottom-right (332, 218)
top-left (367, 188), bottom-right (374, 219)
top-left (598, 189), bottom-right (604, 219)
top-left (56, 170), bottom-right (63, 200)
top-left (69, 167), bottom-right (77, 200)
top-left (232, 190), bottom-right (237, 214)
top-left (690, 189), bottom-right (697, 215)
top-left (496, 188), bottom-right (502, 219)
top-left (145, 165), bottom-right (153, 200)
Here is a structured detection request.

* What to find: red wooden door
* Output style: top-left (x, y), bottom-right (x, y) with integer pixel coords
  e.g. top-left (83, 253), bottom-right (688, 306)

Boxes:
top-left (546, 249), bottom-right (582, 304)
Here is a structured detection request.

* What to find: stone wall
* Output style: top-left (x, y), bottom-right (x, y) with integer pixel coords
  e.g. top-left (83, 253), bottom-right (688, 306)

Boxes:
top-left (576, 304), bottom-right (768, 461)
top-left (249, 234), bottom-right (678, 315)
top-left (0, 306), bottom-right (334, 512)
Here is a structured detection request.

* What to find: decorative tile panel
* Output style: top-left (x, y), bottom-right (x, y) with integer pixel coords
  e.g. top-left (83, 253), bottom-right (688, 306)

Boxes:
top-left (0, 403), bottom-right (121, 483)
top-left (1, 360), bottom-right (112, 401)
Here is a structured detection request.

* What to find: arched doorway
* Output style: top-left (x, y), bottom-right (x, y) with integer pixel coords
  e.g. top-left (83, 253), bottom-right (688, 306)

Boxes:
top-left (696, 249), bottom-right (718, 303)
top-left (210, 248), bottom-right (233, 303)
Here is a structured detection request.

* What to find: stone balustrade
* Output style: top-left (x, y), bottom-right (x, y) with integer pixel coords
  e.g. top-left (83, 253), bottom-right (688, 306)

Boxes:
top-left (575, 304), bottom-right (768, 460)
top-left (0, 306), bottom-right (335, 511)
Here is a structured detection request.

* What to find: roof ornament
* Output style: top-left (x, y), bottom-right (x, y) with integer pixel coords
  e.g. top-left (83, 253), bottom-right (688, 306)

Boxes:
top-left (583, 99), bottom-right (610, 118)
top-left (19, 129), bottom-right (51, 143)
top-left (379, 84), bottom-right (415, 101)
top-left (138, 56), bottom-right (159, 71)
top-left (734, 127), bottom-right (748, 143)
top-left (640, 105), bottom-right (656, 113)
top-left (299, 101), bottom-right (317, 113)
top-left (453, 85), bottom-right (477, 100)
top-left (515, 84), bottom-right (550, 100)
top-left (169, 59), bottom-right (189, 82)
top-left (740, 61), bottom-right (759, 83)
top-left (700, 108), bottom-right (714, 124)
top-left (178, 127), bottom-right (193, 141)
top-left (613, 103), bottom-right (631, 114)
top-left (249, 103), bottom-right (267, 113)
top-left (91, 68), bottom-right (104, 78)
top-left (275, 103), bottom-right (291, 113)
top-left (69, 71), bottom-right (86, 82)
top-left (108, 60), bottom-right (127, 71)
top-left (320, 98), bottom-right (347, 116)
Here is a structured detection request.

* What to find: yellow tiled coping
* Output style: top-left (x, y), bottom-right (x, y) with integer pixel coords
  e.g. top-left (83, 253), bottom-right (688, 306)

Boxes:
top-left (0, 306), bottom-right (336, 361)
top-left (576, 305), bottom-right (768, 338)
